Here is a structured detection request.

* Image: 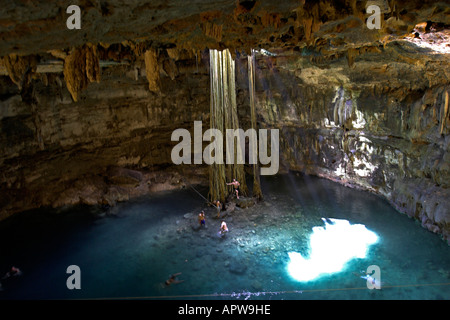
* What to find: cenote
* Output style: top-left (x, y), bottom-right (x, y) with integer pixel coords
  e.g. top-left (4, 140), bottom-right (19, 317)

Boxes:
top-left (1, 0), bottom-right (449, 304)
top-left (1, 173), bottom-right (449, 300)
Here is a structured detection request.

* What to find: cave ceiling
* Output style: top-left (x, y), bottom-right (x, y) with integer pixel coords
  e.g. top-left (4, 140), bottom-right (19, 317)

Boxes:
top-left (0, 0), bottom-right (448, 58)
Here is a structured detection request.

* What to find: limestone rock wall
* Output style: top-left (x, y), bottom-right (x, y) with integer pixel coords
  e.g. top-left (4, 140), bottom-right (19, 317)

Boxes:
top-left (0, 51), bottom-right (209, 219)
top-left (242, 45), bottom-right (449, 241)
top-left (0, 40), bottom-right (448, 243)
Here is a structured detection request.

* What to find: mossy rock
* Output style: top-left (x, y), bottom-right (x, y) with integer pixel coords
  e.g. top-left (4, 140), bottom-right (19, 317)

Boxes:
top-left (235, 197), bottom-right (256, 208)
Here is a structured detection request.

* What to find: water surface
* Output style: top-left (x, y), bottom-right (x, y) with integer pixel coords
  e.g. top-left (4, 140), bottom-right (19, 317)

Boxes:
top-left (0, 173), bottom-right (449, 300)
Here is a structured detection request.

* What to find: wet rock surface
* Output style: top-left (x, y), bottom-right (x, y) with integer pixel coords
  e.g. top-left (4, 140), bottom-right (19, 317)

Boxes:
top-left (235, 197), bottom-right (256, 209)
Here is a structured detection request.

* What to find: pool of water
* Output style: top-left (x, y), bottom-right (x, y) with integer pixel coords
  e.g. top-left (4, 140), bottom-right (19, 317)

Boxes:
top-left (0, 173), bottom-right (449, 300)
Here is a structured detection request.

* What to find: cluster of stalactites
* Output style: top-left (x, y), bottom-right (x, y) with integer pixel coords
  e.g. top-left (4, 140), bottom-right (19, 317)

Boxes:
top-left (1, 54), bottom-right (37, 90)
top-left (63, 43), bottom-right (101, 102)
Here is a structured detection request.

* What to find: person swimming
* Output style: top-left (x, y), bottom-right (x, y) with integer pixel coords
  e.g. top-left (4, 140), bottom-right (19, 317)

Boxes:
top-left (164, 272), bottom-right (184, 286)
top-left (353, 270), bottom-right (382, 289)
top-left (1, 266), bottom-right (22, 290)
top-left (360, 273), bottom-right (382, 288)
top-left (2, 266), bottom-right (22, 280)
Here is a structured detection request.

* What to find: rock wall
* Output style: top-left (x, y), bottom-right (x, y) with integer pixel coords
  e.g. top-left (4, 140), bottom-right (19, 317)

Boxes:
top-left (0, 50), bottom-right (210, 219)
top-left (239, 44), bottom-right (449, 241)
top-left (0, 40), bottom-right (448, 243)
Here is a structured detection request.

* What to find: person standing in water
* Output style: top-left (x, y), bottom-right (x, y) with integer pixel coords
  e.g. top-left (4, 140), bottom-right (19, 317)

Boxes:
top-left (198, 211), bottom-right (206, 227)
top-left (220, 220), bottom-right (228, 235)
top-left (226, 179), bottom-right (240, 199)
top-left (215, 200), bottom-right (222, 218)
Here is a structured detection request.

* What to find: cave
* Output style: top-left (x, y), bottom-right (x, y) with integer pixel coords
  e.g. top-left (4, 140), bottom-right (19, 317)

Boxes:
top-left (0, 0), bottom-right (449, 302)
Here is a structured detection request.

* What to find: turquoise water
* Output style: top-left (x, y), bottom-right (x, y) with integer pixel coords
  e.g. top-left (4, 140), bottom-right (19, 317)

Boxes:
top-left (0, 173), bottom-right (449, 300)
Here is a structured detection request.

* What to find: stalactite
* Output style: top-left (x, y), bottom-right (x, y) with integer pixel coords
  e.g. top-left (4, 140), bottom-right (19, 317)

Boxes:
top-left (248, 49), bottom-right (263, 200)
top-left (260, 12), bottom-right (281, 29)
top-left (144, 48), bottom-right (160, 93)
top-left (30, 101), bottom-right (44, 150)
top-left (20, 82), bottom-right (44, 150)
top-left (202, 22), bottom-right (223, 42)
top-left (63, 43), bottom-right (100, 102)
top-left (440, 90), bottom-right (449, 135)
top-left (301, 2), bottom-right (321, 42)
top-left (208, 48), bottom-right (247, 203)
top-left (162, 56), bottom-right (178, 80)
top-left (347, 48), bottom-right (357, 68)
top-left (2, 54), bottom-right (37, 90)
top-left (85, 44), bottom-right (101, 83)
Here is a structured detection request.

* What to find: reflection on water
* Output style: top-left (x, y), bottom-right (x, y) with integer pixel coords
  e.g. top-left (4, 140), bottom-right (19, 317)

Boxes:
top-left (0, 173), bottom-right (449, 300)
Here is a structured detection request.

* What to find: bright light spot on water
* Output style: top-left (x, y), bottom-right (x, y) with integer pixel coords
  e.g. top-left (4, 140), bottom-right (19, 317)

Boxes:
top-left (287, 218), bottom-right (378, 282)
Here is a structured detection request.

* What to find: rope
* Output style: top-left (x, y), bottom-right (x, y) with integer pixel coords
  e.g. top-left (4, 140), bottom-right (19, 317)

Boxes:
top-left (188, 183), bottom-right (210, 203)
top-left (180, 177), bottom-right (218, 208)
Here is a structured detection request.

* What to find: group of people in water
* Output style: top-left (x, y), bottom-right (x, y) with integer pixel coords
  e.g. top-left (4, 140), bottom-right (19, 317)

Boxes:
top-left (197, 179), bottom-right (240, 234)
top-left (197, 200), bottom-right (227, 235)
top-left (1, 180), bottom-right (242, 292)
top-left (198, 209), bottom-right (228, 235)
top-left (165, 179), bottom-right (240, 287)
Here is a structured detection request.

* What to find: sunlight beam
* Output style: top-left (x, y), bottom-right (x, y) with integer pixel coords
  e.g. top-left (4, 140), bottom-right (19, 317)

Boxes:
top-left (287, 218), bottom-right (378, 282)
